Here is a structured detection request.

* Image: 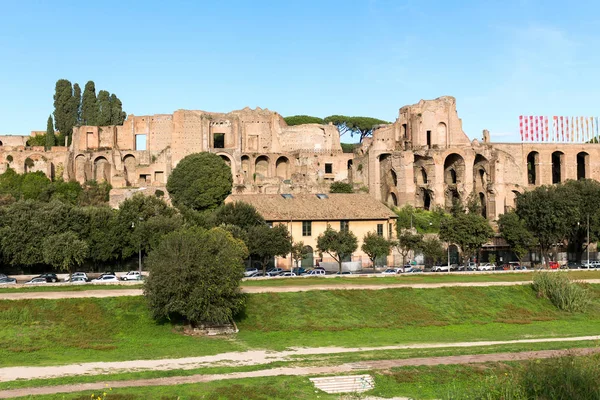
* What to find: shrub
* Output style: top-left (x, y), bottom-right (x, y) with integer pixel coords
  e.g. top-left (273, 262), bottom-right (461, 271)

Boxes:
top-left (330, 182), bottom-right (353, 193)
top-left (532, 271), bottom-right (591, 312)
top-left (6, 155), bottom-right (12, 163)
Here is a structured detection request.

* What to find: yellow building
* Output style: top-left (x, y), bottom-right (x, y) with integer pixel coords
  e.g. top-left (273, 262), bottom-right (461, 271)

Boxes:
top-left (226, 193), bottom-right (398, 269)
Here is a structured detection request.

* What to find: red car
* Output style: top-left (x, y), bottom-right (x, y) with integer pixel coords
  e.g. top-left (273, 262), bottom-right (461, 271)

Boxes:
top-left (549, 261), bottom-right (559, 269)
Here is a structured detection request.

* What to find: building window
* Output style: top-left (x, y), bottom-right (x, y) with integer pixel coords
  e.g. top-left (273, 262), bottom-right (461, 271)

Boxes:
top-left (302, 221), bottom-right (312, 237)
top-left (377, 224), bottom-right (384, 236)
top-left (340, 220), bottom-right (349, 232)
top-left (388, 224), bottom-right (393, 238)
top-left (325, 163), bottom-right (333, 174)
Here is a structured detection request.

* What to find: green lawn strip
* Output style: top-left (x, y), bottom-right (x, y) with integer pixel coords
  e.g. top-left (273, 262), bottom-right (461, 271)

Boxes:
top-left (13, 375), bottom-right (338, 400)
top-left (1, 339), bottom-right (597, 392)
top-left (2, 285), bottom-right (600, 367)
top-left (0, 284), bottom-right (143, 293)
top-left (241, 270), bottom-right (600, 287)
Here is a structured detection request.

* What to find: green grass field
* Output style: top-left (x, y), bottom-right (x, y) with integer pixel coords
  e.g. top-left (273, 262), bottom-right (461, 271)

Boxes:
top-left (1, 284), bottom-right (600, 367)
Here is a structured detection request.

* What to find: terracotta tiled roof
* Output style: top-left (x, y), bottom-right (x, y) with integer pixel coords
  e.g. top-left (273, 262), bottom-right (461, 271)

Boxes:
top-left (226, 193), bottom-right (398, 221)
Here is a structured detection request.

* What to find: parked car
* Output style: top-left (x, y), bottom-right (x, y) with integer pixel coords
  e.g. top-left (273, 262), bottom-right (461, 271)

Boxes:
top-left (25, 277), bottom-right (47, 285)
top-left (403, 267), bottom-right (423, 273)
top-left (477, 263), bottom-right (495, 271)
top-left (292, 267), bottom-right (307, 275)
top-left (549, 261), bottom-right (560, 269)
top-left (121, 271), bottom-right (143, 281)
top-left (98, 271), bottom-right (116, 279)
top-left (0, 273), bottom-right (7, 280)
top-left (303, 269), bottom-right (326, 276)
top-left (381, 268), bottom-right (402, 275)
top-left (513, 265), bottom-right (528, 271)
top-left (335, 271), bottom-right (353, 275)
top-left (65, 272), bottom-right (88, 282)
top-left (92, 275), bottom-right (119, 283)
top-left (244, 268), bottom-right (259, 277)
top-left (0, 277), bottom-right (17, 285)
top-left (580, 262), bottom-right (596, 269)
top-left (431, 265), bottom-right (451, 272)
top-left (70, 276), bottom-right (88, 284)
top-left (36, 273), bottom-right (59, 283)
top-left (566, 261), bottom-right (582, 269)
top-left (266, 268), bottom-right (284, 277)
top-left (279, 271), bottom-right (296, 277)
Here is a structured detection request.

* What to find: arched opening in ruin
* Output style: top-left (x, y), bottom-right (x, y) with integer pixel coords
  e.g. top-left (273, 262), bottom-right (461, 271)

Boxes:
top-left (527, 151), bottom-right (539, 185)
top-left (421, 168), bottom-right (428, 184)
top-left (387, 192), bottom-right (398, 207)
top-left (213, 133), bottom-right (225, 149)
top-left (379, 153), bottom-right (393, 200)
top-left (416, 188), bottom-right (432, 210)
top-left (390, 169), bottom-right (397, 187)
top-left (93, 156), bottom-right (110, 183)
top-left (445, 188), bottom-right (461, 211)
top-left (275, 156), bottom-right (290, 180)
top-left (241, 155), bottom-right (250, 177)
top-left (401, 124), bottom-right (407, 139)
top-left (255, 155), bottom-right (270, 179)
top-left (444, 153), bottom-right (465, 185)
top-left (219, 154), bottom-right (231, 167)
top-left (552, 151), bottom-right (564, 184)
top-left (75, 155), bottom-right (87, 183)
top-left (0, 141), bottom-right (3, 146)
top-left (512, 190), bottom-right (520, 209)
top-left (473, 154), bottom-right (489, 189)
top-left (123, 154), bottom-right (136, 186)
top-left (577, 152), bottom-right (589, 180)
top-left (479, 192), bottom-right (487, 218)
top-left (437, 122), bottom-right (447, 146)
top-left (347, 160), bottom-right (353, 169)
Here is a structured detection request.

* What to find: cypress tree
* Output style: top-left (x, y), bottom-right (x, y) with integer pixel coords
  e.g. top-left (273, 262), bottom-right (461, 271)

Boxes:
top-left (45, 115), bottom-right (56, 149)
top-left (109, 94), bottom-right (126, 125)
top-left (72, 83), bottom-right (82, 127)
top-left (53, 79), bottom-right (73, 137)
top-left (97, 90), bottom-right (112, 126)
top-left (81, 81), bottom-right (98, 125)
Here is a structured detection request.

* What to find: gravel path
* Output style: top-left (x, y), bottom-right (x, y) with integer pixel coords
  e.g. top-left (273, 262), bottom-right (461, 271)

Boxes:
top-left (2, 335), bottom-right (600, 382)
top-left (1, 347), bottom-right (599, 398)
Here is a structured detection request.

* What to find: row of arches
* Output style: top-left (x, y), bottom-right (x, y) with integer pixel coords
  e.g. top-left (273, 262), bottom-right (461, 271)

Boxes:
top-left (527, 151), bottom-right (589, 185)
top-left (218, 154), bottom-right (292, 180)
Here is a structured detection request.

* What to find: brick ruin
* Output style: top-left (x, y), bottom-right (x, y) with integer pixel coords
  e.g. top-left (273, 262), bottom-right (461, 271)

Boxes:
top-left (1, 96), bottom-right (597, 219)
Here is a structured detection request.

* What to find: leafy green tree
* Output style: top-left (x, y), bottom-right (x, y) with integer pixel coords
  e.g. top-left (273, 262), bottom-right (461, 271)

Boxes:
top-left (516, 185), bottom-right (579, 267)
top-left (109, 93), bottom-right (127, 124)
top-left (26, 134), bottom-right (46, 147)
top-left (45, 115), bottom-right (56, 149)
top-left (283, 115), bottom-right (324, 125)
top-left (144, 227), bottom-right (248, 326)
top-left (212, 202), bottom-right (265, 230)
top-left (133, 214), bottom-right (184, 255)
top-left (561, 180), bottom-right (600, 262)
top-left (77, 180), bottom-right (112, 206)
top-left (290, 241), bottom-right (309, 270)
top-left (394, 230), bottom-right (424, 265)
top-left (53, 79), bottom-right (78, 141)
top-left (395, 205), bottom-right (449, 234)
top-left (330, 182), bottom-right (353, 193)
top-left (21, 172), bottom-right (51, 200)
top-left (340, 143), bottom-right (358, 153)
top-left (498, 210), bottom-right (537, 262)
top-left (247, 224), bottom-right (291, 275)
top-left (81, 81), bottom-right (98, 125)
top-left (316, 225), bottom-right (358, 273)
top-left (324, 115), bottom-right (390, 142)
top-left (420, 237), bottom-right (446, 267)
top-left (167, 152), bottom-right (232, 212)
top-left (42, 231), bottom-right (88, 274)
top-left (96, 90), bottom-right (112, 125)
top-left (361, 231), bottom-right (392, 268)
top-left (81, 206), bottom-right (120, 265)
top-left (439, 213), bottom-right (493, 266)
top-left (0, 168), bottom-right (23, 199)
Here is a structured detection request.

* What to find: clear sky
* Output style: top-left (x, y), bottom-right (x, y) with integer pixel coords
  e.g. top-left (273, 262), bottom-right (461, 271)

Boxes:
top-left (1, 0), bottom-right (599, 142)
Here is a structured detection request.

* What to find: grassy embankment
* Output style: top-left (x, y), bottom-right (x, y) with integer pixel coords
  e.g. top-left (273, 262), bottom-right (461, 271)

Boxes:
top-left (1, 284), bottom-right (600, 367)
top-left (13, 354), bottom-right (600, 399)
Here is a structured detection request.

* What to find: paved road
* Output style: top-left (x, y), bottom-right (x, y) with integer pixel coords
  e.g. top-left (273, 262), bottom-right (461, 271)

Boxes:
top-left (2, 279), bottom-right (600, 300)
top-left (1, 347), bottom-right (599, 398)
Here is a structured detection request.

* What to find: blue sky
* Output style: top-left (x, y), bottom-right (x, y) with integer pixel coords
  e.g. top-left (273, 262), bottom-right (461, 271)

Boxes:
top-left (1, 0), bottom-right (599, 142)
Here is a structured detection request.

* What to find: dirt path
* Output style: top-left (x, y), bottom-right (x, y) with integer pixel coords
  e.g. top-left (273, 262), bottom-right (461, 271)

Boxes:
top-left (1, 347), bottom-right (599, 398)
top-left (4, 279), bottom-right (598, 300)
top-left (2, 335), bottom-right (600, 382)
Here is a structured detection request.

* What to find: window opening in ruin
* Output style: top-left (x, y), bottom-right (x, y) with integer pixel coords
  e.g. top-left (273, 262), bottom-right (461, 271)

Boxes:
top-left (479, 192), bottom-right (486, 219)
top-left (135, 134), bottom-right (147, 151)
top-left (347, 160), bottom-right (353, 169)
top-left (552, 151), bottom-right (563, 184)
top-left (388, 192), bottom-right (398, 207)
top-left (390, 170), bottom-right (397, 187)
top-left (479, 169), bottom-right (486, 186)
top-left (302, 221), bottom-right (312, 236)
top-left (86, 132), bottom-right (94, 148)
top-left (138, 174), bottom-right (150, 183)
top-left (340, 220), bottom-right (349, 232)
top-left (388, 224), bottom-right (393, 238)
top-left (325, 163), bottom-right (333, 174)
top-left (426, 130), bottom-right (431, 148)
top-left (377, 224), bottom-right (384, 237)
top-left (577, 152), bottom-right (588, 180)
top-left (450, 169), bottom-right (457, 184)
top-left (0, 141), bottom-right (3, 146)
top-left (527, 152), bottom-right (538, 185)
top-left (421, 168), bottom-right (428, 184)
top-left (402, 124), bottom-right (407, 139)
top-left (154, 171), bottom-right (165, 184)
top-left (213, 133), bottom-right (225, 149)
top-left (423, 190), bottom-right (431, 210)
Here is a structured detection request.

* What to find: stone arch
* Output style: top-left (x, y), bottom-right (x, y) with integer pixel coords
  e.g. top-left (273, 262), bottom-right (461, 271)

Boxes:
top-left (445, 187), bottom-right (461, 210)
top-left (275, 156), bottom-right (290, 180)
top-left (473, 154), bottom-right (489, 189)
top-left (387, 192), bottom-right (398, 207)
top-left (241, 155), bottom-right (250, 177)
top-left (416, 188), bottom-right (432, 210)
top-left (444, 153), bottom-right (465, 185)
top-left (577, 152), bottom-right (589, 180)
top-left (527, 151), bottom-right (539, 185)
top-left (437, 122), bottom-right (447, 145)
top-left (479, 192), bottom-right (487, 219)
top-left (75, 154), bottom-right (87, 183)
top-left (551, 151), bottom-right (564, 184)
top-left (390, 169), bottom-right (397, 187)
top-left (219, 154), bottom-right (231, 167)
top-left (511, 190), bottom-right (520, 209)
top-left (0, 141), bottom-right (3, 146)
top-left (123, 154), bottom-right (136, 186)
top-left (347, 159), bottom-right (353, 169)
top-left (93, 156), bottom-right (111, 183)
top-left (255, 155), bottom-right (270, 178)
